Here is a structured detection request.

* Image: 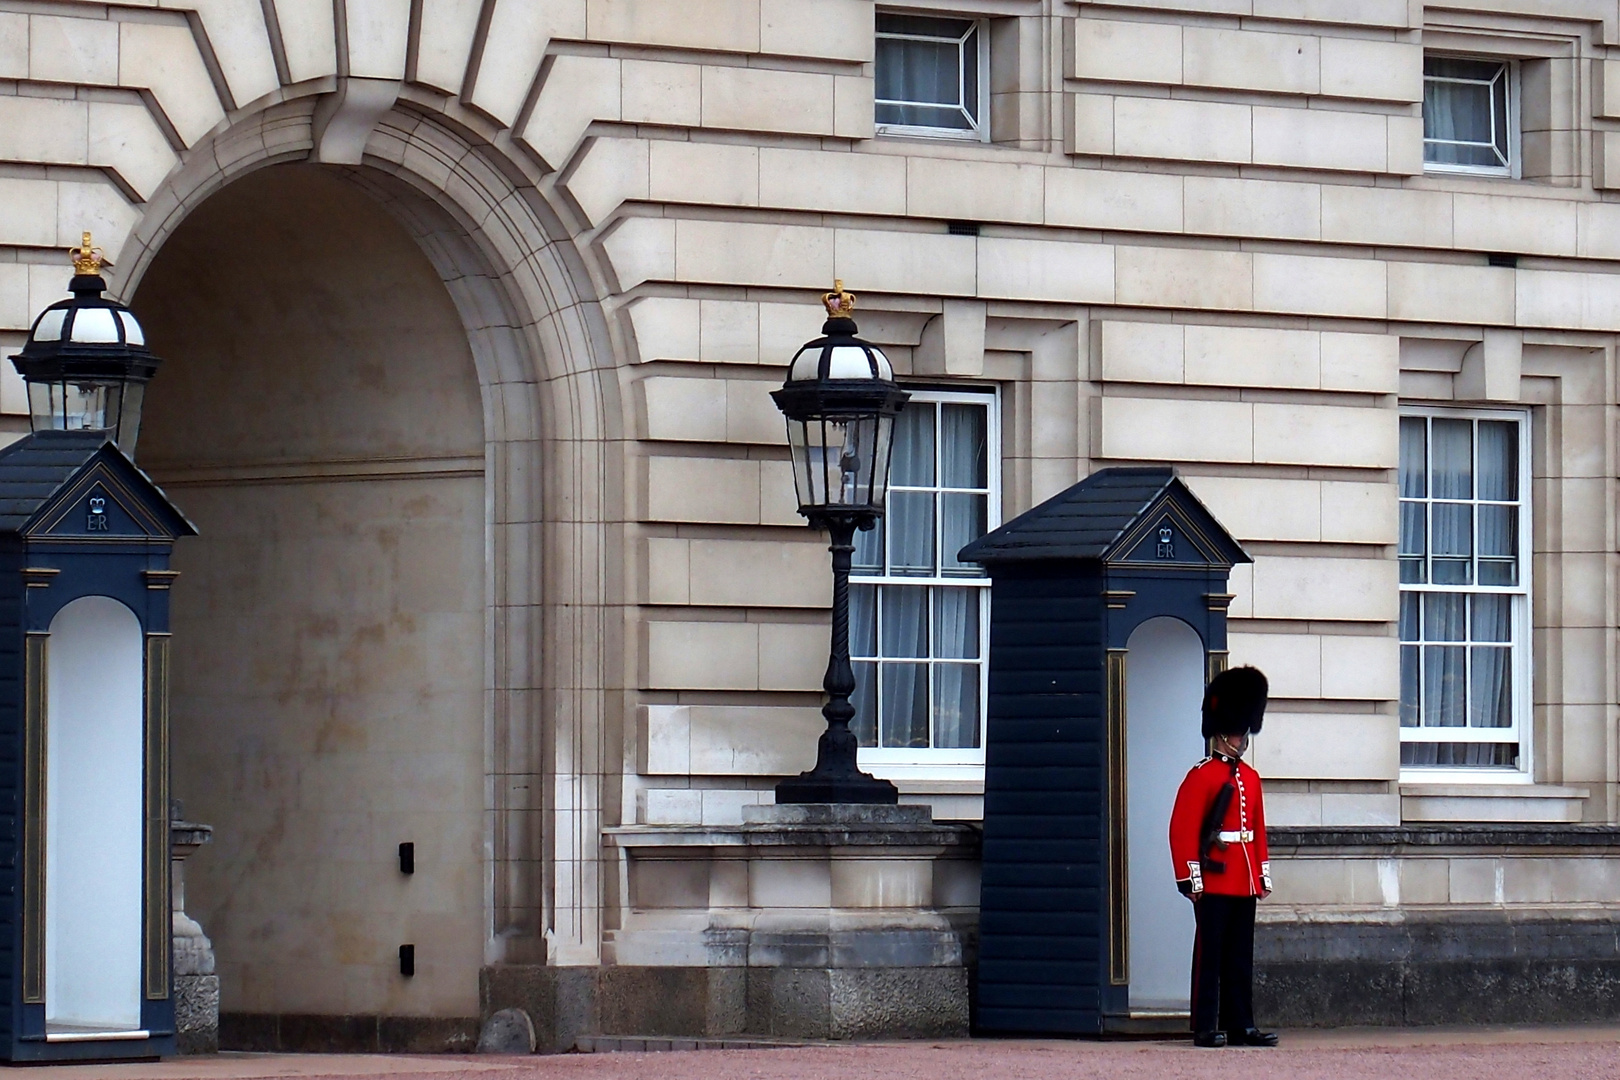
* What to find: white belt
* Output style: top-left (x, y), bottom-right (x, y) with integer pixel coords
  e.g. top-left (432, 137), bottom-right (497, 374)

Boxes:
top-left (1217, 830), bottom-right (1254, 843)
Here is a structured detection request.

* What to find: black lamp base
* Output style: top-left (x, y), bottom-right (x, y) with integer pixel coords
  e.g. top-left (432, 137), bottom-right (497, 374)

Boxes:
top-left (774, 772), bottom-right (898, 805)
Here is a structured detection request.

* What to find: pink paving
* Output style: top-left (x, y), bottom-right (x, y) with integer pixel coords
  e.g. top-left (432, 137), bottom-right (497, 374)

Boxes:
top-left (15, 1029), bottom-right (1620, 1080)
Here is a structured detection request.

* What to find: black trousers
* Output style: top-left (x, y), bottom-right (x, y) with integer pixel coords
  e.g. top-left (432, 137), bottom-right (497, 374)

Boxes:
top-left (1190, 894), bottom-right (1257, 1034)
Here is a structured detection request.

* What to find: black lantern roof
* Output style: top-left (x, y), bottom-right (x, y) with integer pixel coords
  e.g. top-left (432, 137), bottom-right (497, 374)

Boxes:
top-left (10, 235), bottom-right (159, 385)
top-left (772, 282), bottom-right (907, 420)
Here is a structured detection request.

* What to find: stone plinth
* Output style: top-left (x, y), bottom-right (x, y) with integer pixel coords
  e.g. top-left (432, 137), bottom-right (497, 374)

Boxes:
top-left (487, 804), bottom-right (979, 1050)
top-left (172, 818), bottom-right (218, 1054)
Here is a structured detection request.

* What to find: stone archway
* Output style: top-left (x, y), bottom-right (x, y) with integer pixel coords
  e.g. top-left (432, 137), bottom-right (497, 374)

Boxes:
top-left (133, 163), bottom-right (490, 1037)
top-left (107, 92), bottom-right (628, 1045)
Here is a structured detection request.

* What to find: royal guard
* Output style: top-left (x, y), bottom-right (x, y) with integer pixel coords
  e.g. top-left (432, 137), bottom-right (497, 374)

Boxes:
top-left (1168, 666), bottom-right (1279, 1049)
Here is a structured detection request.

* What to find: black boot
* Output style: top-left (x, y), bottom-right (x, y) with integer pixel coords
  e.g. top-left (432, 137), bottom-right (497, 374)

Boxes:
top-left (1226, 1027), bottom-right (1279, 1047)
top-left (1192, 1031), bottom-right (1227, 1048)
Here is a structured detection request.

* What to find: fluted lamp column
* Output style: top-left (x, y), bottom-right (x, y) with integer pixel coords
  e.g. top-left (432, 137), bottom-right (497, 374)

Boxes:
top-left (770, 282), bottom-right (909, 804)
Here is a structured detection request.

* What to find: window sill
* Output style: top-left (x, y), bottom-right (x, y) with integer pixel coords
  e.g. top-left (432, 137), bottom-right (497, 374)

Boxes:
top-left (1400, 782), bottom-right (1589, 823)
top-left (863, 764), bottom-right (985, 821)
top-left (874, 124), bottom-right (987, 143)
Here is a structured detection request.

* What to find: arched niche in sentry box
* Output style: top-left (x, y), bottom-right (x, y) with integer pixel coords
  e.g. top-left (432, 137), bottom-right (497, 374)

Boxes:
top-left (0, 430), bottom-right (195, 1062)
top-left (959, 467), bottom-right (1250, 1038)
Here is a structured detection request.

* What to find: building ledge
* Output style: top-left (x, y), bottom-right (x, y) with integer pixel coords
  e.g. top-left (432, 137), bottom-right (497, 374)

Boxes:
top-left (1400, 783), bottom-right (1588, 823)
top-left (1270, 822), bottom-right (1620, 849)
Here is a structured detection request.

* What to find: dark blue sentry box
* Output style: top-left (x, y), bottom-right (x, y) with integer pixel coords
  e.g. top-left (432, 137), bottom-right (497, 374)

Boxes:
top-left (0, 430), bottom-right (194, 1062)
top-left (961, 467), bottom-right (1250, 1037)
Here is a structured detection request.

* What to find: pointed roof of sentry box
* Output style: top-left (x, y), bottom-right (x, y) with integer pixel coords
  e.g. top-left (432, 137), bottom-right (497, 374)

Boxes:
top-left (0, 429), bottom-right (195, 539)
top-left (957, 466), bottom-right (1250, 569)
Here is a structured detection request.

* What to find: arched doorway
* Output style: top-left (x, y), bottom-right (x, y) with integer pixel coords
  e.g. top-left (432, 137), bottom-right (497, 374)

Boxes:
top-left (1124, 616), bottom-right (1205, 1013)
top-left (131, 164), bottom-right (487, 1035)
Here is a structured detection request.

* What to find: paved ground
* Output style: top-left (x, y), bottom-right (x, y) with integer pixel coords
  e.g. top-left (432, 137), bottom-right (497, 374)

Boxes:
top-left (16, 1028), bottom-right (1620, 1080)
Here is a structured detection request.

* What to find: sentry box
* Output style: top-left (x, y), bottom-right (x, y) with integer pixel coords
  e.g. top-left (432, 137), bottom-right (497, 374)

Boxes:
top-left (961, 467), bottom-right (1250, 1037)
top-left (0, 430), bottom-right (194, 1061)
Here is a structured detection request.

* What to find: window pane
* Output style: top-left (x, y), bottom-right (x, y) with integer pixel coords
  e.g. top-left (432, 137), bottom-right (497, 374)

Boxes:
top-left (1423, 593), bottom-right (1466, 641)
top-left (1399, 501), bottom-right (1428, 584)
top-left (1399, 417), bottom-right (1427, 498)
top-left (934, 587), bottom-right (979, 659)
top-left (1400, 644), bottom-right (1420, 727)
top-left (853, 518), bottom-right (883, 574)
top-left (1478, 505), bottom-right (1517, 585)
top-left (1471, 595), bottom-right (1512, 643)
top-left (877, 13), bottom-right (975, 38)
top-left (1422, 645), bottom-right (1467, 727)
top-left (851, 584), bottom-right (876, 657)
top-left (961, 25), bottom-right (979, 124)
top-left (940, 493), bottom-right (988, 576)
top-left (880, 662), bottom-right (929, 748)
top-left (1403, 742), bottom-right (1517, 767)
top-left (1431, 419), bottom-right (1472, 499)
top-left (1425, 76), bottom-right (1495, 144)
top-left (1470, 646), bottom-right (1512, 728)
top-left (934, 664), bottom-right (980, 749)
top-left (880, 586), bottom-right (929, 657)
top-left (853, 662), bottom-right (877, 747)
top-left (1478, 505), bottom-right (1516, 558)
top-left (1431, 503), bottom-right (1472, 585)
top-left (1491, 66), bottom-right (1509, 164)
top-left (940, 403), bottom-right (988, 488)
top-left (890, 406), bottom-right (935, 487)
top-left (1478, 421), bottom-right (1518, 501)
top-left (875, 102), bottom-right (975, 130)
top-left (887, 491), bottom-right (936, 575)
top-left (875, 37), bottom-right (962, 108)
top-left (1430, 504), bottom-right (1472, 584)
top-left (1400, 593), bottom-right (1420, 641)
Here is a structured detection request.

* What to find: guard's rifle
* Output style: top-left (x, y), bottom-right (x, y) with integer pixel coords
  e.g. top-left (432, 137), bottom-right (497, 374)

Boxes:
top-left (1199, 781), bottom-right (1236, 875)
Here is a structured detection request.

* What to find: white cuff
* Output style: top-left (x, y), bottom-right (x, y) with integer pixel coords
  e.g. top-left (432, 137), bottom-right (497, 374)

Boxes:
top-left (1261, 860), bottom-right (1273, 892)
top-left (1186, 860), bottom-right (1204, 894)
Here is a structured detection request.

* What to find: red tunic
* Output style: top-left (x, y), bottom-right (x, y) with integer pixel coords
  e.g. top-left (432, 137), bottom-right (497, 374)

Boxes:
top-left (1168, 753), bottom-right (1271, 897)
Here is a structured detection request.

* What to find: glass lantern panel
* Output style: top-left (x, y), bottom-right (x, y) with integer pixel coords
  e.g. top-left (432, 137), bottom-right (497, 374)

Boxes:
top-left (62, 381), bottom-right (113, 432)
top-left (27, 381), bottom-right (58, 432)
top-left (68, 308), bottom-right (120, 344)
top-left (113, 381), bottom-right (144, 453)
top-left (786, 418), bottom-right (825, 507)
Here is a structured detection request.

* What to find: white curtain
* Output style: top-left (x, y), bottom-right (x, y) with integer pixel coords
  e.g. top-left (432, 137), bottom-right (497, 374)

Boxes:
top-left (1424, 58), bottom-right (1505, 167)
top-left (1422, 593), bottom-right (1467, 727)
top-left (1430, 419), bottom-right (1473, 584)
top-left (889, 408), bottom-right (935, 575)
top-left (933, 588), bottom-right (979, 748)
top-left (881, 587), bottom-right (929, 747)
top-left (874, 19), bottom-right (976, 130)
top-left (940, 405), bottom-right (987, 575)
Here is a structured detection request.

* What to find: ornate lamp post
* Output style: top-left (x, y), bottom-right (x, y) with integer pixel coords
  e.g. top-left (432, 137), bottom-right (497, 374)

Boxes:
top-left (771, 282), bottom-right (909, 804)
top-left (10, 233), bottom-right (160, 453)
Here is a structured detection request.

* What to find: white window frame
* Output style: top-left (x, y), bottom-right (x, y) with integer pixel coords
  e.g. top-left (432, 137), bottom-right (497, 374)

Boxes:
top-left (1398, 407), bottom-right (1533, 782)
top-left (854, 387), bottom-right (1000, 781)
top-left (1422, 53), bottom-right (1521, 179)
top-left (874, 13), bottom-right (991, 142)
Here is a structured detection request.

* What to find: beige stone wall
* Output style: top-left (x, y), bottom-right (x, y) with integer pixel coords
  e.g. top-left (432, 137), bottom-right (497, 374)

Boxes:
top-left (3, 0), bottom-right (1620, 1010)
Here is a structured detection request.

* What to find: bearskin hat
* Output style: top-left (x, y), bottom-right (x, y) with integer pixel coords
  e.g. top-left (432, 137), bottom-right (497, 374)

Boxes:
top-left (1201, 665), bottom-right (1268, 739)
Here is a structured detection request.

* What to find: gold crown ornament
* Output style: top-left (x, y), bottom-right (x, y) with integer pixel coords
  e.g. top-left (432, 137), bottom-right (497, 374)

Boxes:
top-left (70, 231), bottom-right (108, 276)
top-left (821, 280), bottom-right (856, 318)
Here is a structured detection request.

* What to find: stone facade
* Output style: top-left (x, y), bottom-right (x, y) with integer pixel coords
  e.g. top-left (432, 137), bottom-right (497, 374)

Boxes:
top-left (2, 0), bottom-right (1620, 1046)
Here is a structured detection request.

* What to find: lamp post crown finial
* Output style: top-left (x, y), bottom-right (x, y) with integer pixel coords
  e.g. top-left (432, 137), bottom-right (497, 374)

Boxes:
top-left (822, 280), bottom-right (855, 318)
top-left (70, 231), bottom-right (106, 277)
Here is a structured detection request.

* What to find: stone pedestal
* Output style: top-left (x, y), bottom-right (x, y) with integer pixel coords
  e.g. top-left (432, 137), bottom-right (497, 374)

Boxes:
top-left (171, 817), bottom-right (218, 1054)
top-left (484, 803), bottom-right (981, 1048)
